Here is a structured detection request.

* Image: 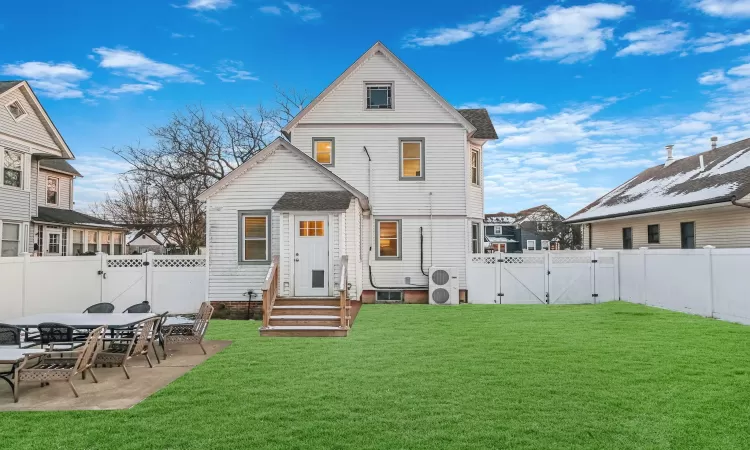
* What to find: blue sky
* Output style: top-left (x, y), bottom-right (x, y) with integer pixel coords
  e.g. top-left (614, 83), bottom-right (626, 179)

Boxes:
top-left (2, 0), bottom-right (750, 216)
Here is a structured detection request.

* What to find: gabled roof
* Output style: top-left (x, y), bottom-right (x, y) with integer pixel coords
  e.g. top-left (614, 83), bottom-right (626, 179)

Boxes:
top-left (0, 80), bottom-right (74, 159)
top-left (273, 191), bottom-right (353, 211)
top-left (39, 159), bottom-right (82, 177)
top-left (33, 206), bottom-right (125, 229)
top-left (567, 137), bottom-right (750, 223)
top-left (457, 109), bottom-right (498, 140)
top-left (197, 137), bottom-right (370, 210)
top-left (281, 42), bottom-right (477, 137)
top-left (127, 229), bottom-right (171, 246)
top-left (485, 205), bottom-right (563, 224)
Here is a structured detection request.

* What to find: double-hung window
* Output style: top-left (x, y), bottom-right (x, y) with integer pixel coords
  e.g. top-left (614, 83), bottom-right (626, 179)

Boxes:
top-left (1, 222), bottom-right (20, 257)
top-left (622, 227), bottom-right (633, 249)
top-left (680, 222), bottom-right (695, 249)
top-left (471, 223), bottom-right (481, 253)
top-left (71, 230), bottom-right (84, 255)
top-left (47, 176), bottom-right (59, 205)
top-left (537, 222), bottom-right (553, 233)
top-left (100, 232), bottom-right (111, 255)
top-left (365, 83), bottom-right (392, 109)
top-left (87, 231), bottom-right (98, 253)
top-left (112, 232), bottom-right (123, 255)
top-left (3, 149), bottom-right (23, 188)
top-left (526, 240), bottom-right (536, 251)
top-left (376, 219), bottom-right (400, 259)
top-left (647, 224), bottom-right (660, 244)
top-left (471, 149), bottom-right (480, 185)
top-left (399, 138), bottom-right (424, 180)
top-left (240, 211), bottom-right (270, 263)
top-left (312, 138), bottom-right (334, 166)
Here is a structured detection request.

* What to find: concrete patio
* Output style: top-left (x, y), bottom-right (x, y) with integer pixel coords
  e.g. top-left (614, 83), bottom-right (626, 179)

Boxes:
top-left (0, 340), bottom-right (231, 411)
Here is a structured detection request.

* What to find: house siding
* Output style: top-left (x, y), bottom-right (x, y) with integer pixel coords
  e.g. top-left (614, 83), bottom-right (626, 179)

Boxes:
top-left (299, 52), bottom-right (458, 125)
top-left (206, 145), bottom-right (347, 302)
top-left (291, 125), bottom-right (467, 216)
top-left (0, 88), bottom-right (60, 153)
top-left (585, 205), bottom-right (750, 249)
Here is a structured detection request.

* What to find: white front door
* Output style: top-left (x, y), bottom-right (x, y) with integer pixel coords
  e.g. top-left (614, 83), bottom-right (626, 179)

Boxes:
top-left (294, 216), bottom-right (329, 297)
top-left (46, 229), bottom-right (62, 256)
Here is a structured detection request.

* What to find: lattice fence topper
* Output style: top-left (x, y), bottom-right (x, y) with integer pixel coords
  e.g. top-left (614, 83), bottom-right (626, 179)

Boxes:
top-left (153, 258), bottom-right (207, 268)
top-left (551, 256), bottom-right (591, 264)
top-left (504, 256), bottom-right (545, 265)
top-left (107, 258), bottom-right (143, 268)
top-left (471, 255), bottom-right (498, 264)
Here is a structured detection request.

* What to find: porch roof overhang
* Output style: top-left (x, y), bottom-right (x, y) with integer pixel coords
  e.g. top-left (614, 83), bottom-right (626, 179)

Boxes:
top-left (273, 191), bottom-right (353, 211)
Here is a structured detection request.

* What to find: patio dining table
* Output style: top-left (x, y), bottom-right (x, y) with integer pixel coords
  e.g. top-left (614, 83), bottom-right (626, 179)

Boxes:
top-left (6, 313), bottom-right (157, 330)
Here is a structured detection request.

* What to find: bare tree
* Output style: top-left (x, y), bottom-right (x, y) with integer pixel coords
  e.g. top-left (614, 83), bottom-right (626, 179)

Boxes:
top-left (94, 88), bottom-right (308, 254)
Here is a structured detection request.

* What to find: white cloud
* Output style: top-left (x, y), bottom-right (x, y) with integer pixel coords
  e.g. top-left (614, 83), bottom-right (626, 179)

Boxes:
top-left (667, 120), bottom-right (711, 134)
top-left (403, 6), bottom-right (522, 47)
top-left (284, 2), bottom-right (321, 21)
top-left (693, 0), bottom-right (750, 17)
top-left (0, 61), bottom-right (91, 99)
top-left (460, 102), bottom-right (546, 114)
top-left (184, 0), bottom-right (232, 10)
top-left (496, 104), bottom-right (609, 147)
top-left (693, 30), bottom-right (750, 53)
top-left (92, 47), bottom-right (200, 84)
top-left (215, 60), bottom-right (259, 82)
top-left (510, 3), bottom-right (634, 63)
top-left (698, 69), bottom-right (727, 85)
top-left (170, 32), bottom-right (195, 39)
top-left (259, 5), bottom-right (282, 15)
top-left (616, 21), bottom-right (688, 56)
top-left (71, 154), bottom-right (133, 211)
top-left (698, 62), bottom-right (750, 91)
top-left (89, 82), bottom-right (162, 99)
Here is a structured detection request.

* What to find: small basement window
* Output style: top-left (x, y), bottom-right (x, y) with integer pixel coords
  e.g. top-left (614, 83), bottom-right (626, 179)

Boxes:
top-left (366, 83), bottom-right (392, 109)
top-left (6, 100), bottom-right (27, 121)
top-left (376, 291), bottom-right (402, 302)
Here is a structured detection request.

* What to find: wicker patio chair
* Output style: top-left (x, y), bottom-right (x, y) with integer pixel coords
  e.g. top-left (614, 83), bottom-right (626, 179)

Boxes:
top-left (95, 317), bottom-right (158, 379)
top-left (33, 323), bottom-right (80, 351)
top-left (161, 302), bottom-right (213, 359)
top-left (0, 323), bottom-right (22, 347)
top-left (123, 302), bottom-right (151, 313)
top-left (151, 312), bottom-right (169, 364)
top-left (82, 303), bottom-right (115, 313)
top-left (12, 326), bottom-right (106, 402)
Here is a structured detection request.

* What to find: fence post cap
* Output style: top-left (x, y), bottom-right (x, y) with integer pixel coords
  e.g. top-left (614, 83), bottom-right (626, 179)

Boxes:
top-left (639, 247), bottom-right (649, 250)
top-left (703, 245), bottom-right (716, 249)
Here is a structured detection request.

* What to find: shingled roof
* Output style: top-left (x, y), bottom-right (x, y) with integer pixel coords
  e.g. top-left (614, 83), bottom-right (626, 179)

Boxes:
top-left (457, 109), bottom-right (498, 140)
top-left (567, 137), bottom-right (750, 223)
top-left (33, 206), bottom-right (125, 229)
top-left (0, 81), bottom-right (21, 95)
top-left (39, 159), bottom-right (82, 177)
top-left (273, 191), bottom-right (353, 211)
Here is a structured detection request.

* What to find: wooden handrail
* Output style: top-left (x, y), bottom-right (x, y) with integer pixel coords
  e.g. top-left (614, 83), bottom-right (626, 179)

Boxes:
top-left (338, 255), bottom-right (349, 329)
top-left (261, 256), bottom-right (280, 328)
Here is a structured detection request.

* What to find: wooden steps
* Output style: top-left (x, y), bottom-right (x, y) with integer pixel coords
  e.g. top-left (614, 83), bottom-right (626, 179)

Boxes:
top-left (260, 297), bottom-right (349, 337)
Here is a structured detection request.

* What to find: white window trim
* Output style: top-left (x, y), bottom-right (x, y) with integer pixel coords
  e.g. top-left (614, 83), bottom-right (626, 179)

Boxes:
top-left (239, 211), bottom-right (271, 264)
top-left (526, 240), bottom-right (536, 251)
top-left (471, 148), bottom-right (480, 186)
top-left (536, 221), bottom-right (553, 232)
top-left (494, 225), bottom-right (503, 235)
top-left (71, 229), bottom-right (85, 255)
top-left (46, 228), bottom-right (62, 256)
top-left (99, 230), bottom-right (112, 255)
top-left (1, 148), bottom-right (25, 190)
top-left (541, 240), bottom-right (550, 250)
top-left (364, 81), bottom-right (394, 110)
top-left (5, 100), bottom-right (28, 122)
top-left (0, 220), bottom-right (24, 257)
top-left (471, 222), bottom-right (481, 254)
top-left (46, 175), bottom-right (60, 206)
top-left (398, 138), bottom-right (425, 181)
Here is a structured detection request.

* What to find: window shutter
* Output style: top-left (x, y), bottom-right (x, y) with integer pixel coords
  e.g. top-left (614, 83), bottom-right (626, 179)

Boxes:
top-left (23, 153), bottom-right (31, 191)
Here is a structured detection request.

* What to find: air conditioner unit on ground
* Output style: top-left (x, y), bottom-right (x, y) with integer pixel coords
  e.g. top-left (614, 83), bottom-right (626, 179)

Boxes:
top-left (428, 266), bottom-right (459, 305)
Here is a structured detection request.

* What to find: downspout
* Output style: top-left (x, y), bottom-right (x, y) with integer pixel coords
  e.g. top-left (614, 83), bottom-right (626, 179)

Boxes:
top-left (731, 195), bottom-right (750, 210)
top-left (420, 227), bottom-right (428, 276)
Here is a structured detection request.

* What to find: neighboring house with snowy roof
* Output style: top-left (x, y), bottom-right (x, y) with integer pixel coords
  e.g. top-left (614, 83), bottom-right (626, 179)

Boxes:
top-left (0, 80), bottom-right (126, 257)
top-left (126, 228), bottom-right (174, 254)
top-left (485, 205), bottom-right (567, 252)
top-left (567, 137), bottom-right (750, 249)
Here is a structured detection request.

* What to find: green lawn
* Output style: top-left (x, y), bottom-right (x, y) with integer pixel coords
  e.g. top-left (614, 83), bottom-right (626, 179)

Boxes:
top-left (3, 302), bottom-right (750, 449)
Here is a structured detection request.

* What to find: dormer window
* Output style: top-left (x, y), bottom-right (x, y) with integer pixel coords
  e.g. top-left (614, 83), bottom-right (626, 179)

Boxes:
top-left (366, 82), bottom-right (392, 109)
top-left (5, 100), bottom-right (27, 122)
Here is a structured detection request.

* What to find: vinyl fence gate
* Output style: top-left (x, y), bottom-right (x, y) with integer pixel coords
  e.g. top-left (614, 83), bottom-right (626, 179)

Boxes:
top-left (466, 251), bottom-right (620, 305)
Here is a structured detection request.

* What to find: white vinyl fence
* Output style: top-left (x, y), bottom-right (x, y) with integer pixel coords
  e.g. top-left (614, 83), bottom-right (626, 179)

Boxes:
top-left (0, 252), bottom-right (206, 321)
top-left (467, 247), bottom-right (750, 325)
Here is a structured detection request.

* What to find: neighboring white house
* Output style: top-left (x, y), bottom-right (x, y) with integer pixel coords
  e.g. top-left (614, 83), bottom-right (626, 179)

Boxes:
top-left (198, 41), bottom-right (497, 306)
top-left (126, 229), bottom-right (172, 254)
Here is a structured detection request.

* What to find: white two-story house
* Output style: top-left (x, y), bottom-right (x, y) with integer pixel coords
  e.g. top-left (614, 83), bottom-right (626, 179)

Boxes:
top-left (198, 42), bottom-right (497, 325)
top-left (0, 80), bottom-right (127, 257)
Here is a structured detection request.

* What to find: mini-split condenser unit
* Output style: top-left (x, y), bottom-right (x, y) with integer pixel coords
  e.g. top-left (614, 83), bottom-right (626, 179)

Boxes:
top-left (428, 266), bottom-right (459, 305)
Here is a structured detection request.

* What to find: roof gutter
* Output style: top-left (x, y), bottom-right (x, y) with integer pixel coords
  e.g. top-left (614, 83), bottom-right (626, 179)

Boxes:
top-left (731, 195), bottom-right (750, 210)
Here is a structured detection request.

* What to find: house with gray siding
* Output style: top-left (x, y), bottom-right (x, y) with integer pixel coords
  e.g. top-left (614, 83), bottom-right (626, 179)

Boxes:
top-left (198, 42), bottom-right (498, 334)
top-left (0, 80), bottom-right (126, 257)
top-left (485, 205), bottom-right (566, 252)
top-left (567, 137), bottom-right (750, 249)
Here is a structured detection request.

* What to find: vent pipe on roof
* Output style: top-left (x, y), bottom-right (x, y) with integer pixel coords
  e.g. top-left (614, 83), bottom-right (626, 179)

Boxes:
top-left (711, 136), bottom-right (718, 150)
top-left (664, 144), bottom-right (675, 167)
top-left (699, 154), bottom-right (705, 172)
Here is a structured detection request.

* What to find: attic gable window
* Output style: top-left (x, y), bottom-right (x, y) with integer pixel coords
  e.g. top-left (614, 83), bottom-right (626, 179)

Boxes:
top-left (366, 83), bottom-right (392, 109)
top-left (5, 100), bottom-right (27, 122)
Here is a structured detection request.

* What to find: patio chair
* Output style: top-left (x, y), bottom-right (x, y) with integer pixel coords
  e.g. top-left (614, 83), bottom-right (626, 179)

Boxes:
top-left (161, 302), bottom-right (213, 359)
top-left (12, 326), bottom-right (106, 402)
top-left (82, 302), bottom-right (115, 313)
top-left (0, 323), bottom-right (22, 348)
top-left (151, 312), bottom-right (169, 364)
top-left (123, 302), bottom-right (151, 313)
top-left (30, 323), bottom-right (81, 351)
top-left (95, 317), bottom-right (158, 379)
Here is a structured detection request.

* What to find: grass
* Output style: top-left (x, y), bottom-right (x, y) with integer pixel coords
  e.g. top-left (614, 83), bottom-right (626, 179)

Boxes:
top-left (3, 302), bottom-right (750, 449)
